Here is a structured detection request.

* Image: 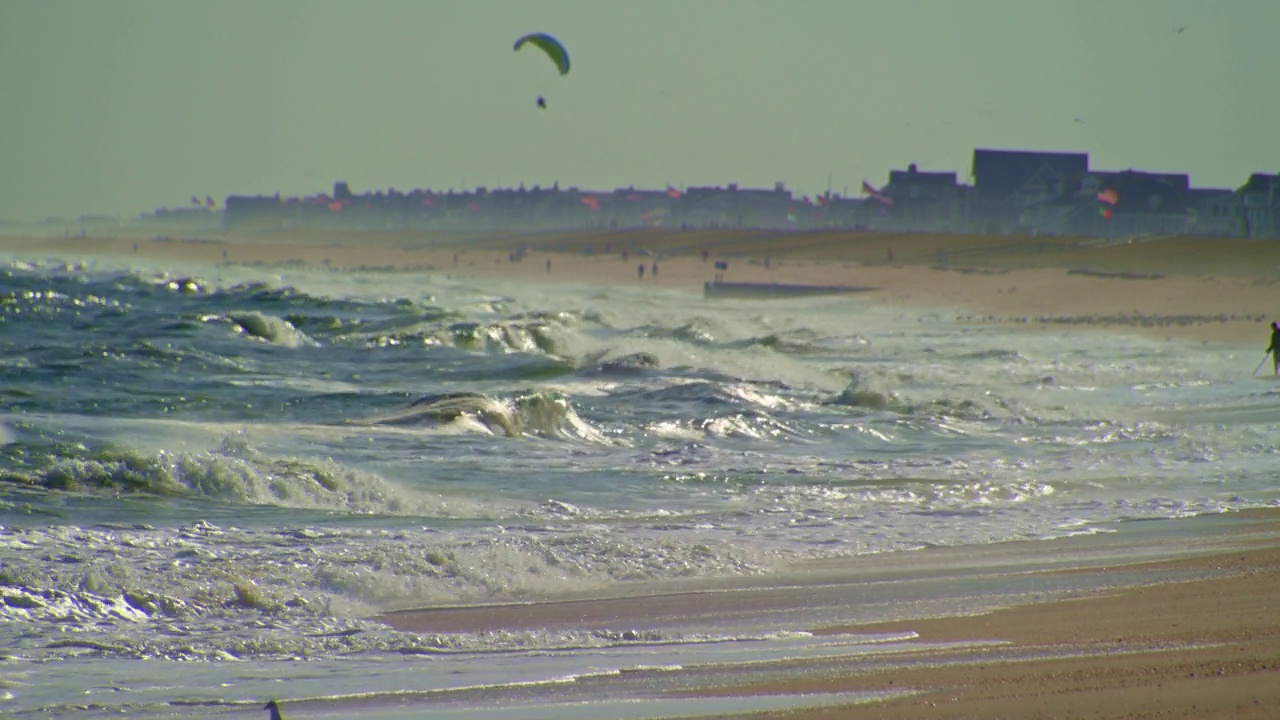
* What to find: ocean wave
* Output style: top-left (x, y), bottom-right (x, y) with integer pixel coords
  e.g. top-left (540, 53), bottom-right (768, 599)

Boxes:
top-left (357, 391), bottom-right (611, 443)
top-left (0, 518), bottom-right (786, 662)
top-left (223, 311), bottom-right (317, 348)
top-left (1, 436), bottom-right (436, 515)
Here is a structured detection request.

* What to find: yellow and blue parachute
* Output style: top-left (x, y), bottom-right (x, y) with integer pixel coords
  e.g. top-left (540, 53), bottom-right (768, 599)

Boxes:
top-left (513, 33), bottom-right (570, 76)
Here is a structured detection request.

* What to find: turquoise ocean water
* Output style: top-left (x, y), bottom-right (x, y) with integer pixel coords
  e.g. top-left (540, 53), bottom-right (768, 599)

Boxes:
top-left (2, 250), bottom-right (1276, 718)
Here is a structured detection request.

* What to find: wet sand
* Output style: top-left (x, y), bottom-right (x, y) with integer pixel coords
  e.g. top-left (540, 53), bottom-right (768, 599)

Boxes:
top-left (373, 509), bottom-right (1280, 720)
top-left (728, 520), bottom-right (1280, 719)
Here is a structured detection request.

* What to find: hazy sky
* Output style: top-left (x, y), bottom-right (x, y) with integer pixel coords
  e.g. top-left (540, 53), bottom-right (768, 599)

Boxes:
top-left (3, 0), bottom-right (1277, 221)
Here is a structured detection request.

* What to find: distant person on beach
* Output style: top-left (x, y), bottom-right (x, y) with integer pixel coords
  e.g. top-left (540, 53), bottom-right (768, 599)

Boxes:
top-left (1269, 321), bottom-right (1280, 375)
top-left (637, 263), bottom-right (645, 280)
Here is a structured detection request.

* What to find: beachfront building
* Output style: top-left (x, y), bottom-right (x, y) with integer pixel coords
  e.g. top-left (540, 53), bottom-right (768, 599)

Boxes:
top-left (676, 183), bottom-right (795, 229)
top-left (872, 164), bottom-right (970, 233)
top-left (1065, 170), bottom-right (1193, 238)
top-left (1238, 173), bottom-right (1280, 239)
top-left (223, 194), bottom-right (288, 231)
top-left (210, 152), bottom-right (1269, 239)
top-left (970, 148), bottom-right (1090, 235)
top-left (1185, 187), bottom-right (1244, 237)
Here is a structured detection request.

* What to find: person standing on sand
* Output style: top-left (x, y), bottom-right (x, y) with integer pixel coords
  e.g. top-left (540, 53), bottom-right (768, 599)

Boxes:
top-left (1269, 321), bottom-right (1280, 376)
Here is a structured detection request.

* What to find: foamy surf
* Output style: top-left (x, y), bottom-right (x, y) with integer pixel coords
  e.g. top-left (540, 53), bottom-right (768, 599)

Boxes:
top-left (1, 257), bottom-right (1276, 719)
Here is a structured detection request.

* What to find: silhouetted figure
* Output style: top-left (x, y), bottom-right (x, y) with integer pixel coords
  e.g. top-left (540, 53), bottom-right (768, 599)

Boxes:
top-left (536, 95), bottom-right (547, 109)
top-left (637, 263), bottom-right (645, 280)
top-left (651, 262), bottom-right (658, 278)
top-left (713, 259), bottom-right (728, 282)
top-left (1268, 321), bottom-right (1280, 376)
top-left (264, 700), bottom-right (284, 720)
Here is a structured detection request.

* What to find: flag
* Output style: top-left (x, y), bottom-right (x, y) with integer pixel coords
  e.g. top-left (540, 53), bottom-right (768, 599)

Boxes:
top-left (580, 196), bottom-right (599, 210)
top-left (861, 180), bottom-right (893, 206)
top-left (1096, 188), bottom-right (1119, 205)
top-left (666, 186), bottom-right (681, 199)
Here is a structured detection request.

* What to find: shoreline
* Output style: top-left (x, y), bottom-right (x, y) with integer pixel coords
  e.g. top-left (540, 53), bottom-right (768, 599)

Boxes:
top-left (369, 509), bottom-right (1280, 720)
top-left (5, 230), bottom-right (1278, 346)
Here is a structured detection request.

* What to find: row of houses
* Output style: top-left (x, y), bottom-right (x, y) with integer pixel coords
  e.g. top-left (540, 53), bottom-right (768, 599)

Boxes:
top-left (218, 149), bottom-right (1280, 238)
top-left (852, 150), bottom-right (1279, 238)
top-left (222, 180), bottom-right (808, 233)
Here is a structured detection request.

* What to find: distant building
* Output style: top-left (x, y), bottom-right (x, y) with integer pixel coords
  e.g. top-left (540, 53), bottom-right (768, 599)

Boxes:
top-left (971, 148), bottom-right (1089, 234)
top-left (223, 194), bottom-right (286, 230)
top-left (678, 183), bottom-right (794, 229)
top-left (878, 163), bottom-right (969, 232)
top-left (211, 151), bottom-right (1274, 239)
top-left (1238, 173), bottom-right (1280, 238)
top-left (1067, 170), bottom-right (1192, 238)
top-left (1185, 187), bottom-right (1241, 237)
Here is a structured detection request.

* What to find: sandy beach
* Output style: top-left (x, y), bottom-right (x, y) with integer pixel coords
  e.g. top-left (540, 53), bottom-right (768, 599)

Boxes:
top-left (375, 509), bottom-right (1280, 720)
top-left (7, 228), bottom-right (1279, 346)
top-left (5, 228), bottom-right (1279, 718)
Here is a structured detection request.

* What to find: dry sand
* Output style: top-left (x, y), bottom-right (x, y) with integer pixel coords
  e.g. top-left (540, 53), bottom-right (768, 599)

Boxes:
top-left (7, 228), bottom-right (1279, 345)
top-left (6, 229), bottom-right (1280, 718)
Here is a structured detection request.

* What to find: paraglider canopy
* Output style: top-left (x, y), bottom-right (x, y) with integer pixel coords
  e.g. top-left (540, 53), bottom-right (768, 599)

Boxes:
top-left (514, 32), bottom-right (570, 75)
